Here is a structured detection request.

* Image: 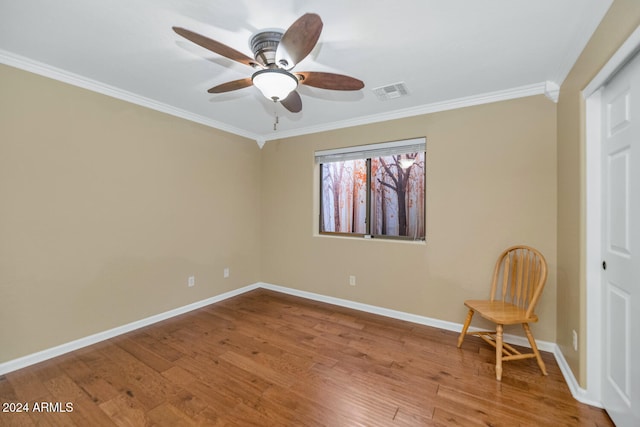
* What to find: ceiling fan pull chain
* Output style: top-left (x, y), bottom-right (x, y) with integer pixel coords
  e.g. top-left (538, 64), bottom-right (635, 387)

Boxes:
top-left (273, 106), bottom-right (279, 131)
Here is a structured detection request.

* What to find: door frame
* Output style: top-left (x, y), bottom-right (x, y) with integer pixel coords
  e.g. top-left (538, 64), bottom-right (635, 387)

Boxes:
top-left (583, 26), bottom-right (640, 405)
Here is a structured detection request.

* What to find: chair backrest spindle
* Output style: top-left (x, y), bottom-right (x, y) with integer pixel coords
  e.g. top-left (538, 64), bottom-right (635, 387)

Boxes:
top-left (490, 245), bottom-right (547, 317)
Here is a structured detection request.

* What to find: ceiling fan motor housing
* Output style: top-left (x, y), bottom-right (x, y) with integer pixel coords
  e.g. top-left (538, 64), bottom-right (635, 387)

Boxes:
top-left (250, 30), bottom-right (284, 67)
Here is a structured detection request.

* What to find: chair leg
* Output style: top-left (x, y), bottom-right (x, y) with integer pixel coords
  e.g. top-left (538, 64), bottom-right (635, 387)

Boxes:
top-left (523, 323), bottom-right (547, 376)
top-left (457, 309), bottom-right (474, 348)
top-left (495, 324), bottom-right (503, 381)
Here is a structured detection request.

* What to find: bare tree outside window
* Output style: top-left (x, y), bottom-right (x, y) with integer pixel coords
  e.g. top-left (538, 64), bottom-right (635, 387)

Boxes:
top-left (320, 159), bottom-right (366, 233)
top-left (371, 153), bottom-right (425, 238)
top-left (320, 150), bottom-right (425, 240)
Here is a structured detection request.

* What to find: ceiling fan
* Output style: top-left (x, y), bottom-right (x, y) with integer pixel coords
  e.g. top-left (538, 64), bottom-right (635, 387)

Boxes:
top-left (172, 13), bottom-right (364, 113)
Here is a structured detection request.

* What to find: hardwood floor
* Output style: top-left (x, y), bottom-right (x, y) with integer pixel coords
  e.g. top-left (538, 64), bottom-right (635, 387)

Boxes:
top-left (1, 289), bottom-right (613, 426)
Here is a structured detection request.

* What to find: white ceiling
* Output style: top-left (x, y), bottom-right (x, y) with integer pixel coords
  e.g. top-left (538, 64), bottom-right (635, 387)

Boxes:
top-left (0, 0), bottom-right (613, 145)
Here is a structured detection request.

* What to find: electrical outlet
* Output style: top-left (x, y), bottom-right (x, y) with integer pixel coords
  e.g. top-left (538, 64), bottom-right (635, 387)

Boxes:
top-left (349, 275), bottom-right (356, 286)
top-left (188, 276), bottom-right (195, 287)
top-left (223, 268), bottom-right (230, 278)
top-left (572, 329), bottom-right (578, 351)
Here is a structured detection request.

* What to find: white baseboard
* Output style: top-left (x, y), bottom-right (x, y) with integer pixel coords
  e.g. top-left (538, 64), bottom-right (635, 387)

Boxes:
top-left (259, 283), bottom-right (601, 407)
top-left (1, 281), bottom-right (599, 409)
top-left (552, 345), bottom-right (603, 408)
top-left (258, 282), bottom-right (557, 351)
top-left (0, 283), bottom-right (260, 375)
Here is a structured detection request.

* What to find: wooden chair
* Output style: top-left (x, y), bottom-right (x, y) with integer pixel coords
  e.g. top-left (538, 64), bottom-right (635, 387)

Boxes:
top-left (457, 245), bottom-right (548, 381)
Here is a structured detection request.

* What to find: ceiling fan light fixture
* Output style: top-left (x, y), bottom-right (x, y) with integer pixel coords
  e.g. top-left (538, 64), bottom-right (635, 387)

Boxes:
top-left (252, 69), bottom-right (298, 101)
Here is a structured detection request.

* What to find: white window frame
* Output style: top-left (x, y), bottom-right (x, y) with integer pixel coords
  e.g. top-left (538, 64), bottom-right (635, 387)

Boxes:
top-left (315, 137), bottom-right (426, 241)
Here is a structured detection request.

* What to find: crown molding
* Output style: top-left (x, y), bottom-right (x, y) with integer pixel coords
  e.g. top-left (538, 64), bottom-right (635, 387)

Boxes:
top-left (261, 82), bottom-right (549, 143)
top-left (0, 50), bottom-right (261, 143)
top-left (1, 50), bottom-right (555, 148)
top-left (544, 80), bottom-right (560, 103)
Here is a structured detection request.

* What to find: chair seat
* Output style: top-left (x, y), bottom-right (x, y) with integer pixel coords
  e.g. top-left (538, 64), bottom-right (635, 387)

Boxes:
top-left (463, 300), bottom-right (539, 325)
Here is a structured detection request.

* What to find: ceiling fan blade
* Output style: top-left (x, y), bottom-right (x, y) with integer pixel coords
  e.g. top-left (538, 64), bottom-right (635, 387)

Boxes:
top-left (173, 27), bottom-right (258, 68)
top-left (280, 90), bottom-right (302, 113)
top-left (296, 72), bottom-right (364, 90)
top-left (207, 77), bottom-right (253, 93)
top-left (276, 13), bottom-right (323, 68)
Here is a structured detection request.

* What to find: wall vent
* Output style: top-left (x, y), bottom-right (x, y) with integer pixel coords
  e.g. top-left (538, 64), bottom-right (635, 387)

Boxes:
top-left (372, 82), bottom-right (409, 101)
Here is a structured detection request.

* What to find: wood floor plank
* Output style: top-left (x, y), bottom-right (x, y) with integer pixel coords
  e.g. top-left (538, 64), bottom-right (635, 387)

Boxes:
top-left (98, 394), bottom-right (149, 427)
top-left (146, 402), bottom-right (196, 426)
top-left (42, 373), bottom-right (116, 426)
top-left (6, 369), bottom-right (51, 402)
top-left (114, 337), bottom-right (174, 374)
top-left (1, 289), bottom-right (613, 426)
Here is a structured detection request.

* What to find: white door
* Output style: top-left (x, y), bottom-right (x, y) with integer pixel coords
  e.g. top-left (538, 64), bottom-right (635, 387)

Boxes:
top-left (601, 50), bottom-right (640, 427)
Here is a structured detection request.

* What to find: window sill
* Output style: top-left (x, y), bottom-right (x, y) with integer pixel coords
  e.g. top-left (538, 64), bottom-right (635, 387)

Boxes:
top-left (314, 233), bottom-right (426, 245)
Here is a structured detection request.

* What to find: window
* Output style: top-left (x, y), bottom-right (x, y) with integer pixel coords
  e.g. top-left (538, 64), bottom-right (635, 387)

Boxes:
top-left (317, 138), bottom-right (426, 241)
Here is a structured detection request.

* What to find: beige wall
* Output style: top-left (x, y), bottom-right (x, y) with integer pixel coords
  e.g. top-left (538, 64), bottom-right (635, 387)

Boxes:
top-left (556, 0), bottom-right (640, 386)
top-left (261, 96), bottom-right (558, 341)
top-left (0, 64), bottom-right (262, 362)
top-left (6, 1), bottom-right (636, 374)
